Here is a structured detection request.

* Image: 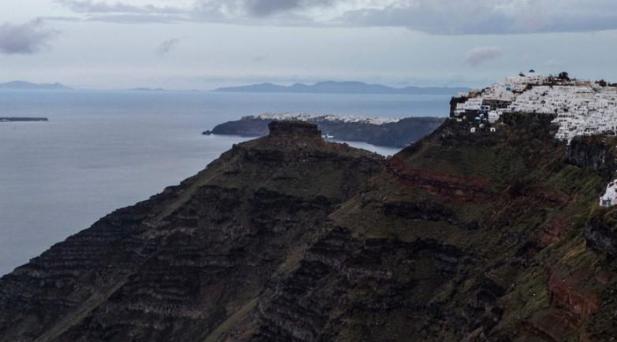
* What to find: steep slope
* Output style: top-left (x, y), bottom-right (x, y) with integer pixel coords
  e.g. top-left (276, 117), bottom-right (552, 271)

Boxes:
top-left (3, 113), bottom-right (617, 341)
top-left (216, 114), bottom-right (617, 341)
top-left (0, 121), bottom-right (384, 342)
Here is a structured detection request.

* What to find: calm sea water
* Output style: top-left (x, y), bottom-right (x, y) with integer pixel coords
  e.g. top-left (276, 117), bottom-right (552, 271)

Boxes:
top-left (0, 90), bottom-right (450, 275)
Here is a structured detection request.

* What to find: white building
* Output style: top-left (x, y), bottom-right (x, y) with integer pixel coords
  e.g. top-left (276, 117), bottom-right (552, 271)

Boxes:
top-left (600, 180), bottom-right (617, 207)
top-left (454, 74), bottom-right (617, 143)
top-left (454, 73), bottom-right (617, 208)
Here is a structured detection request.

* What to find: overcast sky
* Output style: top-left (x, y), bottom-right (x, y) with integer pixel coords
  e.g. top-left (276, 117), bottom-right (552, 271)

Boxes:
top-left (1, 0), bottom-right (616, 89)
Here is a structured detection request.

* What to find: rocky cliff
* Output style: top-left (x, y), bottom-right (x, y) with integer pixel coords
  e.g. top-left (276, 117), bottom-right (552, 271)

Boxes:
top-left (2, 117), bottom-right (617, 341)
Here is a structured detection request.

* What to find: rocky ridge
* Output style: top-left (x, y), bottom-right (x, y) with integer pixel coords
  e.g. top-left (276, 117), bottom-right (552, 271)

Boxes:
top-left (2, 107), bottom-right (617, 341)
top-left (0, 121), bottom-right (383, 342)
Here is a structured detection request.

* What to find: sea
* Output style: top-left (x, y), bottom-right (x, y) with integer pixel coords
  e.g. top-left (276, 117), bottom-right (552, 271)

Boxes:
top-left (0, 90), bottom-right (451, 275)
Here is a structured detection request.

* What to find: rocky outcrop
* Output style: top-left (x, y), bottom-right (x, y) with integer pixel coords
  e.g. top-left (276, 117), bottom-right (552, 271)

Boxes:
top-left (585, 215), bottom-right (617, 257)
top-left (267, 120), bottom-right (322, 138)
top-left (566, 135), bottom-right (617, 178)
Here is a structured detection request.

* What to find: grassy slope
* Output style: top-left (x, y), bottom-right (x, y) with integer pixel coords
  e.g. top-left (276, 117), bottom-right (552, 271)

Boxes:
top-left (326, 113), bottom-right (615, 340)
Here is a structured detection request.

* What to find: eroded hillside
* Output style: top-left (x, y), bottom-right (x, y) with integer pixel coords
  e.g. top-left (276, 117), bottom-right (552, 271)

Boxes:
top-left (2, 116), bottom-right (617, 341)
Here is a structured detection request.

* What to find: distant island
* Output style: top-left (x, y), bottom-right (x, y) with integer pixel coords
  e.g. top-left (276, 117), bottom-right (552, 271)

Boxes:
top-left (213, 81), bottom-right (469, 95)
top-left (0, 81), bottom-right (71, 91)
top-left (204, 113), bottom-right (445, 148)
top-left (128, 87), bottom-right (167, 92)
top-left (0, 117), bottom-right (48, 122)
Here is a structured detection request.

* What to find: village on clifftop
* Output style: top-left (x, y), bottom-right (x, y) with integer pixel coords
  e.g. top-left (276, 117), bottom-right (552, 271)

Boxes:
top-left (452, 71), bottom-right (617, 142)
top-left (452, 71), bottom-right (617, 207)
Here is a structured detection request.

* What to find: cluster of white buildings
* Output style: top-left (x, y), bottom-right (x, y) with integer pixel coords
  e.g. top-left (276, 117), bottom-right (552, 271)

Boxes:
top-left (256, 112), bottom-right (401, 125)
top-left (453, 73), bottom-right (617, 207)
top-left (453, 73), bottom-right (617, 141)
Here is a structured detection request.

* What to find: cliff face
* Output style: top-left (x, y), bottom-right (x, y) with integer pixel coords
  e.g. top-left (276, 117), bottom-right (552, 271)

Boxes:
top-left (2, 118), bottom-right (617, 341)
top-left (566, 135), bottom-right (617, 178)
top-left (227, 115), bottom-right (614, 342)
top-left (0, 121), bottom-right (384, 342)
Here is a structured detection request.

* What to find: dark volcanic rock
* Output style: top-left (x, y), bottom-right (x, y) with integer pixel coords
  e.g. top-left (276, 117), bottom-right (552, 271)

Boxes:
top-left (585, 215), bottom-right (617, 257)
top-left (566, 135), bottom-right (617, 178)
top-left (203, 118), bottom-right (270, 137)
top-left (268, 120), bottom-right (321, 138)
top-left (3, 115), bottom-right (617, 341)
top-left (0, 122), bottom-right (384, 342)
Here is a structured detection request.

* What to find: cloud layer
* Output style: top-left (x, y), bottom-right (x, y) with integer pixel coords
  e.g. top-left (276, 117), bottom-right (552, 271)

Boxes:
top-left (57, 0), bottom-right (185, 14)
top-left (54, 0), bottom-right (617, 35)
top-left (0, 20), bottom-right (57, 55)
top-left (241, 0), bottom-right (336, 17)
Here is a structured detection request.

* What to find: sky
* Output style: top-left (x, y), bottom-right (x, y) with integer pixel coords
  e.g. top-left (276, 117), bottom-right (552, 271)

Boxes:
top-left (1, 0), bottom-right (617, 90)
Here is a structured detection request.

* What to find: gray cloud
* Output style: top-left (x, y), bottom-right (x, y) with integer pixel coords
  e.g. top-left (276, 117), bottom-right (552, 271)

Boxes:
top-left (52, 0), bottom-right (188, 23)
top-left (56, 0), bottom-right (617, 35)
top-left (465, 47), bottom-right (503, 66)
top-left (85, 14), bottom-right (184, 23)
top-left (56, 0), bottom-right (185, 14)
top-left (241, 0), bottom-right (335, 17)
top-left (336, 0), bottom-right (617, 34)
top-left (157, 38), bottom-right (181, 55)
top-left (0, 20), bottom-right (57, 55)
top-left (245, 0), bottom-right (304, 16)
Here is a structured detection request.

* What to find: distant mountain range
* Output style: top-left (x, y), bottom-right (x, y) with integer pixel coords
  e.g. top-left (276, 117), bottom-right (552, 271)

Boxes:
top-left (128, 87), bottom-right (167, 92)
top-left (0, 80), bottom-right (469, 94)
top-left (214, 81), bottom-right (469, 95)
top-left (0, 81), bottom-right (71, 91)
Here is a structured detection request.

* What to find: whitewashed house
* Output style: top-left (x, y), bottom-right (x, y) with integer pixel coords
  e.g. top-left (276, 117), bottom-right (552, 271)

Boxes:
top-left (453, 73), bottom-right (617, 207)
top-left (600, 180), bottom-right (617, 207)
